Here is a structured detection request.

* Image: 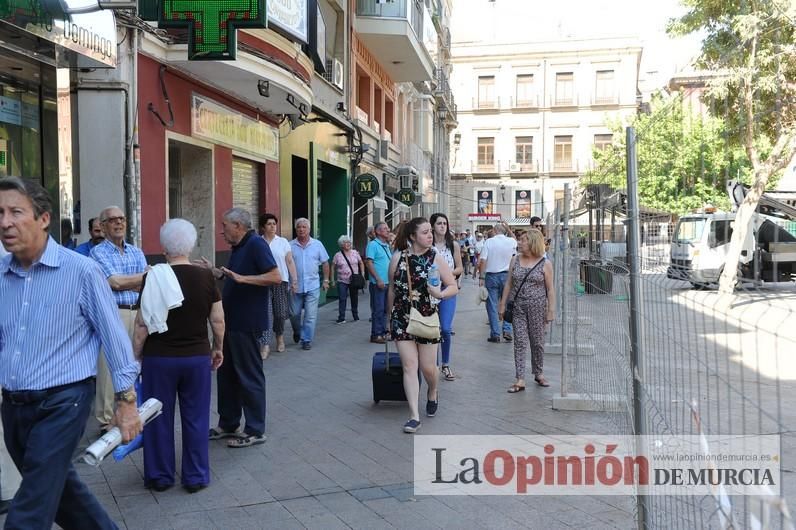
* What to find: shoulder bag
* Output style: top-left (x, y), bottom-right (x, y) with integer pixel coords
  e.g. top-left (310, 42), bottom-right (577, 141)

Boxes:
top-left (342, 251), bottom-right (365, 290)
top-left (504, 257), bottom-right (545, 324)
top-left (404, 253), bottom-right (441, 340)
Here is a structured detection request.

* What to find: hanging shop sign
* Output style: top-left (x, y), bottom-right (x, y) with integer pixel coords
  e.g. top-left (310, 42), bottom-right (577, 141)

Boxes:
top-left (467, 213), bottom-right (501, 222)
top-left (515, 190), bottom-right (532, 218)
top-left (156, 0), bottom-right (267, 60)
top-left (0, 0), bottom-right (118, 67)
top-left (353, 173), bottom-right (379, 199)
top-left (477, 190), bottom-right (494, 214)
top-left (397, 188), bottom-right (416, 207)
top-left (191, 94), bottom-right (279, 160)
top-left (267, 0), bottom-right (307, 43)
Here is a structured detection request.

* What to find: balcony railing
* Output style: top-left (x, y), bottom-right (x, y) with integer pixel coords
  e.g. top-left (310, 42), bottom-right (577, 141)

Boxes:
top-left (550, 94), bottom-right (579, 107)
top-left (472, 161), bottom-right (498, 173)
top-left (510, 95), bottom-right (539, 109)
top-left (472, 96), bottom-right (500, 110)
top-left (549, 159), bottom-right (581, 173)
top-left (504, 160), bottom-right (538, 173)
top-left (356, 0), bottom-right (423, 40)
top-left (592, 94), bottom-right (619, 105)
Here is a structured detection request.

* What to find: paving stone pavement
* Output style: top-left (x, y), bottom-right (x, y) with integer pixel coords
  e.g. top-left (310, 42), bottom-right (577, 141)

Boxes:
top-left (2, 279), bottom-right (635, 529)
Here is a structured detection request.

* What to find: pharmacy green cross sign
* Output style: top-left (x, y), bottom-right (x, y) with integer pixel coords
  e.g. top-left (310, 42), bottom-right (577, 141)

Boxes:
top-left (155, 0), bottom-right (267, 60)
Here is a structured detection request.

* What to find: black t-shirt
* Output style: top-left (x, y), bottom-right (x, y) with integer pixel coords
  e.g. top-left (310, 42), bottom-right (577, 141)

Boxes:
top-left (140, 264), bottom-right (221, 357)
top-left (222, 230), bottom-right (277, 332)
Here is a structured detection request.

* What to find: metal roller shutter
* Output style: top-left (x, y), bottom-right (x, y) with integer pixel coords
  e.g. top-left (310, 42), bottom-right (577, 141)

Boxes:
top-left (232, 157), bottom-right (259, 218)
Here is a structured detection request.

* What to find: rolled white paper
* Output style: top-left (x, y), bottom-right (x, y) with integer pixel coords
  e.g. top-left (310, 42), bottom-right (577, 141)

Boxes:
top-left (82, 398), bottom-right (163, 467)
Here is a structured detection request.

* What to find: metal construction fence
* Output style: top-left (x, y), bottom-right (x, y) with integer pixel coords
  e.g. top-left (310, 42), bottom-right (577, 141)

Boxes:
top-left (547, 157), bottom-right (796, 528)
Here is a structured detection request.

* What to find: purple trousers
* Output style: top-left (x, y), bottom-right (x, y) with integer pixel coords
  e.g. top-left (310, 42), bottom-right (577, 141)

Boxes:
top-left (142, 355), bottom-right (212, 488)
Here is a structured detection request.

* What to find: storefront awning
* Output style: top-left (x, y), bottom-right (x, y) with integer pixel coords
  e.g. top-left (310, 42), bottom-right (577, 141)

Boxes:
top-left (505, 217), bottom-right (532, 226)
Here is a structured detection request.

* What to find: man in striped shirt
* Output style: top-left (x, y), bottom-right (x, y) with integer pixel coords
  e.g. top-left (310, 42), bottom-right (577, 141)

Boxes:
top-left (90, 205), bottom-right (147, 432)
top-left (0, 176), bottom-right (142, 528)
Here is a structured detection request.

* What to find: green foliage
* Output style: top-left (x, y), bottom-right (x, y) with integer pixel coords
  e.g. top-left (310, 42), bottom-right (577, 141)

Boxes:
top-left (668, 0), bottom-right (796, 150)
top-left (585, 93), bottom-right (749, 214)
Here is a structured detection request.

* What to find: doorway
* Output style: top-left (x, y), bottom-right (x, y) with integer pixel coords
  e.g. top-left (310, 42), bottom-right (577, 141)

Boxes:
top-left (167, 139), bottom-right (214, 260)
top-left (291, 155), bottom-right (309, 236)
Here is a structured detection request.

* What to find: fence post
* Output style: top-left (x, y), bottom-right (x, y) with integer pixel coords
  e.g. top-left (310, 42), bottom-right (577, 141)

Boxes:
top-left (560, 184), bottom-right (571, 397)
top-left (626, 126), bottom-right (648, 529)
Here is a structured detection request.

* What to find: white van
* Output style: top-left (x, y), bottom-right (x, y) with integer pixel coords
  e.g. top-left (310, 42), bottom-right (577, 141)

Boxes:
top-left (667, 210), bottom-right (796, 287)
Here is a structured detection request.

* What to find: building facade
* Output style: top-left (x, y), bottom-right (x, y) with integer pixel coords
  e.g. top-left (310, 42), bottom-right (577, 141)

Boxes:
top-left (449, 35), bottom-right (641, 232)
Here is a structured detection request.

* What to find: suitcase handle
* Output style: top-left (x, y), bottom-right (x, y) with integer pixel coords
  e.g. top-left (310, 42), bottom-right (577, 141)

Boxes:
top-left (384, 337), bottom-right (391, 372)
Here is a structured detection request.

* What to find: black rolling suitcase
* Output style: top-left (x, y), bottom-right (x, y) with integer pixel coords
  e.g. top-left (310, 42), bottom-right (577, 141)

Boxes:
top-left (372, 341), bottom-right (407, 403)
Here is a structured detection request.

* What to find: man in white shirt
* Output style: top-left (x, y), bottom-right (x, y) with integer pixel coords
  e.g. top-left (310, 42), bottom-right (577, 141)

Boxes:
top-left (478, 223), bottom-right (517, 342)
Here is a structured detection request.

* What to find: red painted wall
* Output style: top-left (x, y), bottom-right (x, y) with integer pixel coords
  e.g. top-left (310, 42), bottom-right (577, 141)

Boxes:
top-left (137, 54), bottom-right (280, 254)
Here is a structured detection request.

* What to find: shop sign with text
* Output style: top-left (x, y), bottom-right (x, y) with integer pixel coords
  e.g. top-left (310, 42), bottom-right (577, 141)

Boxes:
top-left (468, 213), bottom-right (502, 222)
top-left (354, 173), bottom-right (379, 199)
top-left (191, 94), bottom-right (278, 160)
top-left (397, 188), bottom-right (416, 207)
top-left (268, 0), bottom-right (307, 43)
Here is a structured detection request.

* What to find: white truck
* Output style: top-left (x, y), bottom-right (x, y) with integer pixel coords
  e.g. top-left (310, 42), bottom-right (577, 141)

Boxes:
top-left (667, 181), bottom-right (796, 288)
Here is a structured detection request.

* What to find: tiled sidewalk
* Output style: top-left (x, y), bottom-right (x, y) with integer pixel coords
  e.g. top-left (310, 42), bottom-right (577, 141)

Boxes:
top-left (6, 279), bottom-right (634, 529)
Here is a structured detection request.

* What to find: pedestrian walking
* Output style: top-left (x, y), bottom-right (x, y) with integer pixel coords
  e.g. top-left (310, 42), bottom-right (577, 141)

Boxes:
top-left (259, 213), bottom-right (298, 356)
top-left (430, 213), bottom-right (463, 381)
top-left (332, 235), bottom-right (365, 323)
top-left (499, 229), bottom-right (556, 390)
top-left (289, 218), bottom-right (331, 350)
top-left (365, 222), bottom-right (392, 344)
top-left (198, 208), bottom-right (280, 448)
top-left (132, 219), bottom-right (225, 493)
top-left (0, 176), bottom-right (142, 528)
top-left (478, 222), bottom-right (517, 342)
top-left (91, 204), bottom-right (148, 433)
top-left (387, 217), bottom-right (458, 433)
top-left (473, 232), bottom-right (484, 279)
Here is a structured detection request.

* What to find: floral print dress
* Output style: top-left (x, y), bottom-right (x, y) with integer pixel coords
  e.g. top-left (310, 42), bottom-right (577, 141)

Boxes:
top-left (390, 248), bottom-right (440, 344)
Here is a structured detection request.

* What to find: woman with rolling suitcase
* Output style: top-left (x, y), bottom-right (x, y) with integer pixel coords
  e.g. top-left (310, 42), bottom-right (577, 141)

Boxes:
top-left (387, 218), bottom-right (458, 433)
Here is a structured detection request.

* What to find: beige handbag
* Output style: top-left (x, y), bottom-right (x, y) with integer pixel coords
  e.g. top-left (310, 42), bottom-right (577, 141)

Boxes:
top-left (404, 253), bottom-right (441, 340)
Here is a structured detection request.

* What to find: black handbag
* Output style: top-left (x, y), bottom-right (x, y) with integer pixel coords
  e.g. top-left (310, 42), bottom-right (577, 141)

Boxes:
top-left (342, 251), bottom-right (365, 290)
top-left (504, 258), bottom-right (545, 324)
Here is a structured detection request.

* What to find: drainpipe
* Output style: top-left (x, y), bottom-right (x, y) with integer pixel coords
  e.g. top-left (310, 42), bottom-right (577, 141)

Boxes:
top-left (129, 26), bottom-right (141, 246)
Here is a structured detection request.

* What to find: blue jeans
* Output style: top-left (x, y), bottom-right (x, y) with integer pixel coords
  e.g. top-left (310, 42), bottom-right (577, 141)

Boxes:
top-left (218, 331), bottom-right (266, 436)
top-left (2, 378), bottom-right (118, 530)
top-left (486, 271), bottom-right (512, 338)
top-left (370, 284), bottom-right (388, 337)
top-left (438, 294), bottom-right (457, 365)
top-left (290, 288), bottom-right (321, 343)
top-left (337, 282), bottom-right (359, 320)
top-left (143, 355), bottom-right (211, 488)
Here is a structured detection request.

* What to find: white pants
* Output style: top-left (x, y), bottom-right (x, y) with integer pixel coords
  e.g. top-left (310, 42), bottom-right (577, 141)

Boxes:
top-left (95, 308), bottom-right (136, 425)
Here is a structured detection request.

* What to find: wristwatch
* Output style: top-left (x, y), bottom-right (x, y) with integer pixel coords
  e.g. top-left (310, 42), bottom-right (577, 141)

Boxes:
top-left (114, 386), bottom-right (137, 404)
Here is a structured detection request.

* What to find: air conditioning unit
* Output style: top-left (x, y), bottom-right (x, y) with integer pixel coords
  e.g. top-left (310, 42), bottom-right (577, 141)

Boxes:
top-left (510, 162), bottom-right (521, 172)
top-left (332, 59), bottom-right (344, 90)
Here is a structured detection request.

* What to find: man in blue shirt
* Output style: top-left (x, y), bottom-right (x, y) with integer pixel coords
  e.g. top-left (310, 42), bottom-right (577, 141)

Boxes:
top-left (365, 222), bottom-right (392, 343)
top-left (74, 217), bottom-right (104, 256)
top-left (201, 208), bottom-right (280, 448)
top-left (289, 218), bottom-right (330, 350)
top-left (0, 177), bottom-right (141, 528)
top-left (90, 205), bottom-right (148, 432)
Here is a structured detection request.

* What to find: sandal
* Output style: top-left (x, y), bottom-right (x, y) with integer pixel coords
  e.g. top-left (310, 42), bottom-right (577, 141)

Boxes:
top-left (534, 376), bottom-right (550, 387)
top-left (209, 427), bottom-right (242, 440)
top-left (507, 384), bottom-right (526, 393)
top-left (227, 434), bottom-right (267, 448)
top-left (441, 365), bottom-right (455, 381)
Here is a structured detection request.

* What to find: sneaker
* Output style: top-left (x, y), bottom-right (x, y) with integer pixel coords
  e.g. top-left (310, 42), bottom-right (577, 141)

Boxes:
top-left (301, 341), bottom-right (312, 350)
top-left (336, 318), bottom-right (346, 324)
top-left (426, 397), bottom-right (438, 417)
top-left (487, 336), bottom-right (501, 343)
top-left (403, 419), bottom-right (421, 433)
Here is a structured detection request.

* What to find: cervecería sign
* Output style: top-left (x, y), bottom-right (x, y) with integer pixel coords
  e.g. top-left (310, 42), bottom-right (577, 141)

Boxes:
top-left (191, 94), bottom-right (278, 160)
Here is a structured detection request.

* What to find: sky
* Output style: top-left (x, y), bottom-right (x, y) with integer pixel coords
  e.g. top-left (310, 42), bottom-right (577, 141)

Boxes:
top-left (452, 0), bottom-right (704, 88)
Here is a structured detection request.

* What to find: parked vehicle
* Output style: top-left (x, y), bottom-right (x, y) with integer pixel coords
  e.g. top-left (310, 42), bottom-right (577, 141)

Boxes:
top-left (667, 182), bottom-right (796, 288)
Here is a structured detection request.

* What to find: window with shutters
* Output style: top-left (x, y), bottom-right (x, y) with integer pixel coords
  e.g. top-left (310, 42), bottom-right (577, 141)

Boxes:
top-left (554, 136), bottom-right (573, 170)
top-left (555, 72), bottom-right (574, 105)
top-left (232, 157), bottom-right (260, 218)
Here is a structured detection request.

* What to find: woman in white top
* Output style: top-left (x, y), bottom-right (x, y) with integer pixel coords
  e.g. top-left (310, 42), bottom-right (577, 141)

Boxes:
top-left (258, 213), bottom-right (298, 356)
top-left (430, 213), bottom-right (464, 381)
